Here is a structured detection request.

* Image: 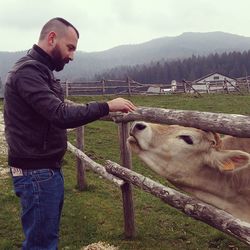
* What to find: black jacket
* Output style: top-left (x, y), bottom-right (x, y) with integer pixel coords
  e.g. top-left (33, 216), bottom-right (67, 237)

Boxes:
top-left (4, 45), bottom-right (109, 169)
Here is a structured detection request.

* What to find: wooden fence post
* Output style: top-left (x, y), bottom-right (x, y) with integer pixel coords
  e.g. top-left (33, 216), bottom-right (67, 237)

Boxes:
top-left (65, 80), bottom-right (69, 98)
top-left (127, 77), bottom-right (131, 96)
top-left (205, 81), bottom-right (209, 94)
top-left (223, 79), bottom-right (229, 94)
top-left (118, 122), bottom-right (136, 238)
top-left (76, 126), bottom-right (87, 190)
top-left (182, 80), bottom-right (202, 97)
top-left (183, 80), bottom-right (187, 93)
top-left (101, 79), bottom-right (105, 95)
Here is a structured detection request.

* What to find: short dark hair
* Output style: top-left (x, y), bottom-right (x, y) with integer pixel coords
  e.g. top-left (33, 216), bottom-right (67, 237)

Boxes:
top-left (39, 17), bottom-right (79, 41)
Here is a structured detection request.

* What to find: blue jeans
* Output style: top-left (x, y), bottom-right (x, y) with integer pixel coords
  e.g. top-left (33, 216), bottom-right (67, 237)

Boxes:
top-left (11, 168), bottom-right (64, 250)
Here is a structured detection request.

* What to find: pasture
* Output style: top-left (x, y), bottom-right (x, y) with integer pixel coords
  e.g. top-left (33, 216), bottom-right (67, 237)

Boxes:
top-left (1, 94), bottom-right (250, 249)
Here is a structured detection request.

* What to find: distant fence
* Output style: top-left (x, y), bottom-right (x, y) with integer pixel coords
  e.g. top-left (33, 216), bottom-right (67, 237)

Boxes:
top-left (61, 79), bottom-right (187, 96)
top-left (61, 79), bottom-right (149, 96)
top-left (183, 79), bottom-right (250, 95)
top-left (67, 107), bottom-right (250, 245)
top-left (61, 78), bottom-right (250, 96)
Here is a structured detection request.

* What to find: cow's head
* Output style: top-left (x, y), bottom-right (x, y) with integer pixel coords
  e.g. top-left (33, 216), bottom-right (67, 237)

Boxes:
top-left (127, 122), bottom-right (250, 180)
top-left (128, 121), bottom-right (250, 221)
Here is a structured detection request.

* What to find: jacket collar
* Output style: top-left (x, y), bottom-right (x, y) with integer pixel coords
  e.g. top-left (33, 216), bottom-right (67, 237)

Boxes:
top-left (27, 44), bottom-right (56, 71)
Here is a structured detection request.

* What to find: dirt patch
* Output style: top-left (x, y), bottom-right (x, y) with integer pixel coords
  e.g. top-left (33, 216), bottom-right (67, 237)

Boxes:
top-left (81, 241), bottom-right (119, 250)
top-left (0, 167), bottom-right (9, 179)
top-left (0, 111), bottom-right (8, 179)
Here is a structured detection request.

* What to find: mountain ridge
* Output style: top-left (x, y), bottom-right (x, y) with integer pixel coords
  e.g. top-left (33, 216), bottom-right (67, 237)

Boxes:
top-left (1, 31), bottom-right (250, 81)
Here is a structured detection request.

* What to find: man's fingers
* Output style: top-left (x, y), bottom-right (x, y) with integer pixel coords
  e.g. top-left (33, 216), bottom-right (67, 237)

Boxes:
top-left (124, 100), bottom-right (137, 111)
top-left (107, 97), bottom-right (137, 113)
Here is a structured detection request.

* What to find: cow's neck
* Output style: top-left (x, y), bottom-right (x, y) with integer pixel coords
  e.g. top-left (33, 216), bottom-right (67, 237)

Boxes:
top-left (167, 162), bottom-right (250, 223)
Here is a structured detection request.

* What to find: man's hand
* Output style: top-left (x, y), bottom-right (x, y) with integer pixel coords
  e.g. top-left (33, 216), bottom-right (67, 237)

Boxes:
top-left (107, 98), bottom-right (137, 113)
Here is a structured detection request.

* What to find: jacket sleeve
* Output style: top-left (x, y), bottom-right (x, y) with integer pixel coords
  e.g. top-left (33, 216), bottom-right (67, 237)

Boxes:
top-left (14, 66), bottom-right (110, 129)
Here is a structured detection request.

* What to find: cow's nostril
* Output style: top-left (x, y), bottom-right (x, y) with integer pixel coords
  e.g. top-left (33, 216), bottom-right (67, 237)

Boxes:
top-left (135, 123), bottom-right (146, 130)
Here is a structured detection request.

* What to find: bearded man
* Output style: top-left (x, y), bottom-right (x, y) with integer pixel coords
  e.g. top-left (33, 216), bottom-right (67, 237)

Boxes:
top-left (4, 17), bottom-right (136, 250)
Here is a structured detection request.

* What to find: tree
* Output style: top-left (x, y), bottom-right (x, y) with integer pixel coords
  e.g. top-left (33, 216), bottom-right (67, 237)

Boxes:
top-left (93, 50), bottom-right (250, 83)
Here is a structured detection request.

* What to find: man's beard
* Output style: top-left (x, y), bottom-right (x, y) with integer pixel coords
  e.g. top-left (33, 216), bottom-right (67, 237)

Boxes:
top-left (51, 45), bottom-right (69, 72)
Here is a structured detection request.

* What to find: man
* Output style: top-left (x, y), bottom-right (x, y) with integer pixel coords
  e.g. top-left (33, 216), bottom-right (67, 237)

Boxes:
top-left (4, 17), bottom-right (136, 250)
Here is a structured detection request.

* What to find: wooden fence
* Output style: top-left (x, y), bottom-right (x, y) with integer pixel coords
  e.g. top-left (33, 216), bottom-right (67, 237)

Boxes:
top-left (61, 78), bottom-right (250, 96)
top-left (61, 79), bottom-right (150, 96)
top-left (67, 107), bottom-right (250, 245)
top-left (61, 79), bottom-right (189, 96)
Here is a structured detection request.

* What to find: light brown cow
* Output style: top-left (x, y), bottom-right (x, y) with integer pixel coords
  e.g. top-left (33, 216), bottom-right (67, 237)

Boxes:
top-left (127, 122), bottom-right (250, 223)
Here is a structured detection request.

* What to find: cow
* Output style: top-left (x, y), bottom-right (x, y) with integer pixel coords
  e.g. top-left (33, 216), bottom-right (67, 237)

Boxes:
top-left (127, 122), bottom-right (250, 223)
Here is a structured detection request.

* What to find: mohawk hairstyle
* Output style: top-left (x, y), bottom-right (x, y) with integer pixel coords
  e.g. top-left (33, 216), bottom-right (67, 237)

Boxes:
top-left (39, 17), bottom-right (79, 41)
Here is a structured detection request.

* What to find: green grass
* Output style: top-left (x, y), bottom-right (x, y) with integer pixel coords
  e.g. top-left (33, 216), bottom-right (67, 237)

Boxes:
top-left (1, 94), bottom-right (250, 249)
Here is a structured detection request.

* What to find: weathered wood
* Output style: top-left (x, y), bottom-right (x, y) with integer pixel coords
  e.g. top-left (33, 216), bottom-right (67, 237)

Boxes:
top-left (65, 80), bottom-right (70, 98)
top-left (205, 81), bottom-right (210, 94)
top-left (107, 107), bottom-right (250, 138)
top-left (127, 77), bottom-right (131, 96)
top-left (67, 142), bottom-right (124, 187)
top-left (76, 126), bottom-right (87, 191)
top-left (105, 160), bottom-right (250, 245)
top-left (101, 79), bottom-right (105, 95)
top-left (61, 79), bottom-right (180, 96)
top-left (222, 80), bottom-right (228, 94)
top-left (182, 80), bottom-right (202, 97)
top-left (119, 123), bottom-right (132, 170)
top-left (183, 81), bottom-right (187, 93)
top-left (225, 79), bottom-right (243, 94)
top-left (118, 123), bottom-right (136, 238)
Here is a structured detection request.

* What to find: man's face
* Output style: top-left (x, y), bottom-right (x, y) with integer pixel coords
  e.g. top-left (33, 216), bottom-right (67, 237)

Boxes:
top-left (51, 44), bottom-right (67, 71)
top-left (51, 27), bottom-right (78, 72)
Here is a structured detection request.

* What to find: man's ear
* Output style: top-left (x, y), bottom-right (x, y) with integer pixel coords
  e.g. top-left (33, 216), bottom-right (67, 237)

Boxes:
top-left (48, 31), bottom-right (57, 47)
top-left (208, 150), bottom-right (250, 172)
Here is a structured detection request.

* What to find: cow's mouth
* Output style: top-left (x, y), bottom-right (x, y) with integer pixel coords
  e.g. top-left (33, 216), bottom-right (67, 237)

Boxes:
top-left (127, 134), bottom-right (138, 144)
top-left (127, 134), bottom-right (142, 151)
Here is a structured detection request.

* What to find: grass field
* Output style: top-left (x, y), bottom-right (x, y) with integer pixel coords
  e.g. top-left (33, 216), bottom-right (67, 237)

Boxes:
top-left (1, 93), bottom-right (250, 250)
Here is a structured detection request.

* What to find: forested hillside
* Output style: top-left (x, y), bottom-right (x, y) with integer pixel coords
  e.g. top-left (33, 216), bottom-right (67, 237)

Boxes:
top-left (95, 51), bottom-right (250, 83)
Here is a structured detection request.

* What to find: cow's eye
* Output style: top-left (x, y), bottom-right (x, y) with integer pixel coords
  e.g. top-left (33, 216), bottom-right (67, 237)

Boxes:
top-left (179, 135), bottom-right (194, 145)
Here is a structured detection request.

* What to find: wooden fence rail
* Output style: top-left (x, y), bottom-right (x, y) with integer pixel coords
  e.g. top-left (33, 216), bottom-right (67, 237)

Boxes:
top-left (61, 78), bottom-right (250, 96)
top-left (61, 79), bottom-right (149, 96)
top-left (106, 107), bottom-right (250, 138)
top-left (106, 160), bottom-right (250, 246)
top-left (67, 141), bottom-right (124, 187)
top-left (67, 106), bottom-right (250, 244)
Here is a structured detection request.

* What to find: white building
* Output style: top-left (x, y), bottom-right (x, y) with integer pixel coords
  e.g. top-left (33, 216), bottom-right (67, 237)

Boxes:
top-left (161, 80), bottom-right (177, 93)
top-left (147, 86), bottom-right (161, 94)
top-left (192, 72), bottom-right (237, 93)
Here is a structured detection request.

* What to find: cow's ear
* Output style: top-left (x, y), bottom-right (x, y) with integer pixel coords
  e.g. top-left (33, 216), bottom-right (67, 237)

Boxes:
top-left (212, 132), bottom-right (222, 149)
top-left (211, 150), bottom-right (250, 172)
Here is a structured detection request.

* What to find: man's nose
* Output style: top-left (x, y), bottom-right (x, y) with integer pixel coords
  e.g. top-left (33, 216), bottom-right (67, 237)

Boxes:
top-left (69, 52), bottom-right (74, 61)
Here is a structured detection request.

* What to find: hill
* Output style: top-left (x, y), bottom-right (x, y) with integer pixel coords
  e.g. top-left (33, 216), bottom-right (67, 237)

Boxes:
top-left (1, 31), bottom-right (250, 81)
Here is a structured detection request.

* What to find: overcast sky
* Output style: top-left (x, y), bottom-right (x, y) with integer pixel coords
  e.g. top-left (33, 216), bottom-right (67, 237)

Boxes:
top-left (1, 0), bottom-right (250, 52)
